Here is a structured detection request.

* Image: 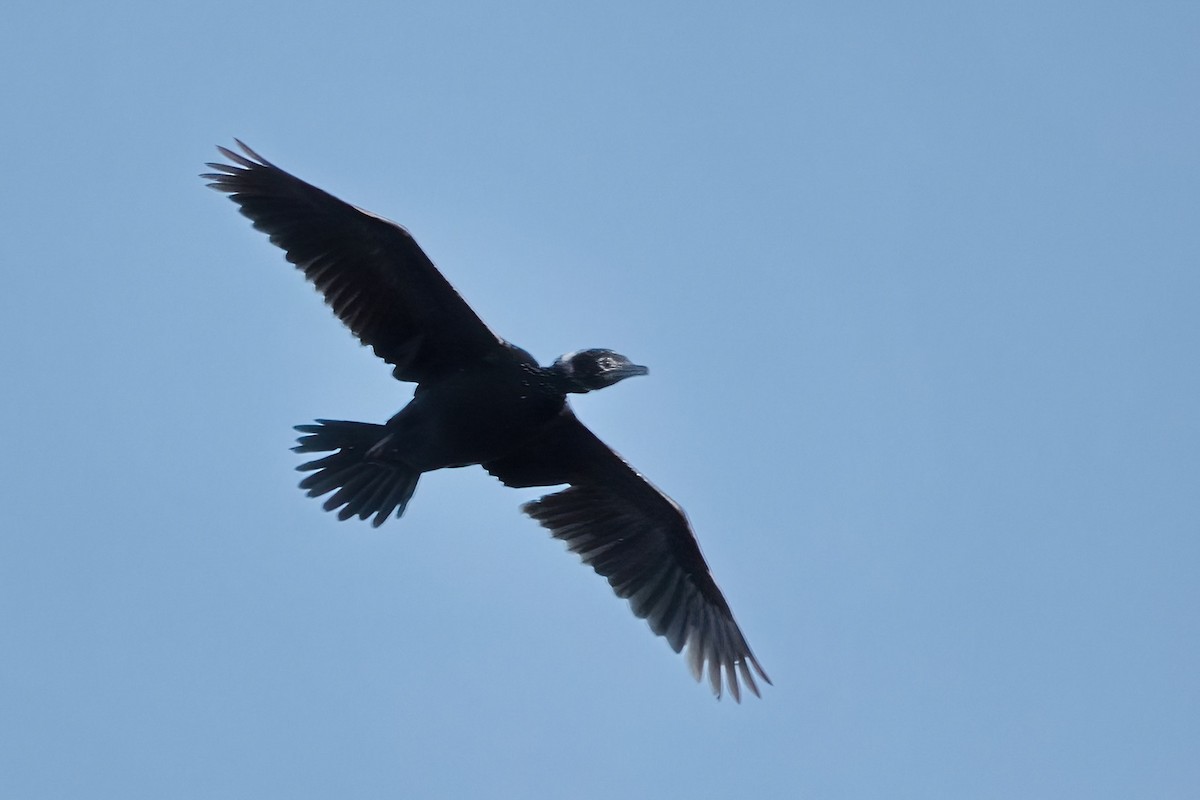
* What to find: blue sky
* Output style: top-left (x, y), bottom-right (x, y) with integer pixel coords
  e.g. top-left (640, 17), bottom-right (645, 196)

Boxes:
top-left (2, 2), bottom-right (1197, 797)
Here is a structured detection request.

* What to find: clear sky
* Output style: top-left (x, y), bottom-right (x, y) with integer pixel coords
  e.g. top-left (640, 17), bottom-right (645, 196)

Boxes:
top-left (2, 2), bottom-right (1197, 798)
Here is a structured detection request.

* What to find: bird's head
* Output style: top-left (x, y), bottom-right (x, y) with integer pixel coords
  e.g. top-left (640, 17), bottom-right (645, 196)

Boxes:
top-left (551, 349), bottom-right (649, 394)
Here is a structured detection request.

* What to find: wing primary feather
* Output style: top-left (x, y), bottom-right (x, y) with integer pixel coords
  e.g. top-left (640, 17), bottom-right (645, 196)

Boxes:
top-left (338, 471), bottom-right (387, 520)
top-left (737, 658), bottom-right (761, 699)
top-left (661, 586), bottom-right (693, 653)
top-left (628, 561), bottom-right (675, 620)
top-left (686, 611), bottom-right (707, 684)
top-left (295, 453), bottom-right (344, 472)
top-left (299, 466), bottom-right (359, 496)
top-left (647, 570), bottom-right (686, 637)
top-left (355, 469), bottom-right (402, 520)
top-left (371, 477), bottom-right (417, 528)
top-left (322, 469), bottom-right (375, 512)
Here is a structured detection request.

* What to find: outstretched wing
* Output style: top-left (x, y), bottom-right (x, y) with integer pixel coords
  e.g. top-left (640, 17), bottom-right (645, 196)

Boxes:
top-left (204, 141), bottom-right (506, 383)
top-left (484, 409), bottom-right (770, 701)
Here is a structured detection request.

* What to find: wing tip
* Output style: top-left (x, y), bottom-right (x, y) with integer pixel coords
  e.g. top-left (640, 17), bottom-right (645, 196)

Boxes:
top-left (683, 622), bottom-right (771, 703)
top-left (202, 139), bottom-right (276, 191)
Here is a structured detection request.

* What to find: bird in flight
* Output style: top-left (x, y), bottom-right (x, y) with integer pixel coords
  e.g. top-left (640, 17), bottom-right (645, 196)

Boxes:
top-left (204, 142), bottom-right (769, 700)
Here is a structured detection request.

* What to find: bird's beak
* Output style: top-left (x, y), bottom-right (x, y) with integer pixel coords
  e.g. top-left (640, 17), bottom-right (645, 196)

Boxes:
top-left (615, 363), bottom-right (650, 380)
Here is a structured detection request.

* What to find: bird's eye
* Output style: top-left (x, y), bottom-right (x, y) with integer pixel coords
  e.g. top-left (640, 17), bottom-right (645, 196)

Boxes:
top-left (598, 357), bottom-right (617, 370)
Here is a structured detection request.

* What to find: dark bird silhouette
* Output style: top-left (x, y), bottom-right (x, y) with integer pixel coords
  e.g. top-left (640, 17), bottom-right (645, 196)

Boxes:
top-left (203, 141), bottom-right (769, 700)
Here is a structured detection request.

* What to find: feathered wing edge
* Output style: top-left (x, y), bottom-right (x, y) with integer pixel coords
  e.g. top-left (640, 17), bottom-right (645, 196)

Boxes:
top-left (202, 140), bottom-right (505, 383)
top-left (522, 484), bottom-right (771, 702)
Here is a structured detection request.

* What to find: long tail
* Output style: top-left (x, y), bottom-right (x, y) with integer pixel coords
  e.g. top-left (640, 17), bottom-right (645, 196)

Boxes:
top-left (292, 420), bottom-right (419, 527)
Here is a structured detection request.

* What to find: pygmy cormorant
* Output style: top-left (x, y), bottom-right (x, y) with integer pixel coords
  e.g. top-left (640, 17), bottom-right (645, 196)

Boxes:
top-left (204, 142), bottom-right (769, 700)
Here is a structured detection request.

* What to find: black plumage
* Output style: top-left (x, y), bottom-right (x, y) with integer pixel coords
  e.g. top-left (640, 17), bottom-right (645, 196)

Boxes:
top-left (204, 141), bottom-right (769, 700)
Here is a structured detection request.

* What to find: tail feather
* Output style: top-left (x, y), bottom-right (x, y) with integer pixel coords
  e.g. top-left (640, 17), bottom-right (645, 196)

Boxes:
top-left (292, 420), bottom-right (419, 527)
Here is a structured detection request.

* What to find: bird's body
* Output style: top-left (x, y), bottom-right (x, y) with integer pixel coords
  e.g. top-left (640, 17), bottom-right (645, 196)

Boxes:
top-left (380, 346), bottom-right (562, 471)
top-left (205, 142), bottom-right (769, 700)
